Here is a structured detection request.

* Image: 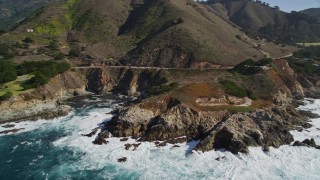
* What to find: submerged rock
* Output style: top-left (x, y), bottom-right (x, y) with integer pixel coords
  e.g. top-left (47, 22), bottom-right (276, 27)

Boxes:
top-left (2, 124), bottom-right (15, 128)
top-left (0, 128), bottom-right (25, 134)
top-left (120, 137), bottom-right (129, 141)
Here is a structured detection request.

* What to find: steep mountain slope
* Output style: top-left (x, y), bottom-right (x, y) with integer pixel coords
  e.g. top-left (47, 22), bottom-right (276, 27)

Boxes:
top-left (0, 0), bottom-right (54, 30)
top-left (13, 0), bottom-right (137, 60)
top-left (207, 0), bottom-right (287, 30)
top-left (1, 0), bottom-right (294, 67)
top-left (205, 0), bottom-right (320, 43)
top-left (119, 0), bottom-right (290, 67)
top-left (301, 8), bottom-right (320, 21)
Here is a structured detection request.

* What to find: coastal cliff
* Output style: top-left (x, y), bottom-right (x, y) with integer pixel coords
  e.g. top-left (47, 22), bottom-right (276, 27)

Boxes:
top-left (99, 60), bottom-right (320, 153)
top-left (0, 71), bottom-right (87, 123)
top-left (0, 68), bottom-right (168, 123)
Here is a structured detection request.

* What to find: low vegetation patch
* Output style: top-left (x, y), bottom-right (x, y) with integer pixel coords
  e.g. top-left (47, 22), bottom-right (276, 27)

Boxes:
top-left (197, 103), bottom-right (255, 113)
top-left (21, 61), bottom-right (71, 89)
top-left (233, 58), bottom-right (272, 75)
top-left (0, 43), bottom-right (18, 59)
top-left (147, 82), bottom-right (179, 96)
top-left (0, 60), bottom-right (17, 84)
top-left (0, 74), bottom-right (34, 97)
top-left (293, 46), bottom-right (320, 59)
top-left (220, 80), bottom-right (249, 98)
top-left (0, 92), bottom-right (13, 101)
top-left (0, 60), bottom-right (71, 98)
top-left (288, 60), bottom-right (320, 76)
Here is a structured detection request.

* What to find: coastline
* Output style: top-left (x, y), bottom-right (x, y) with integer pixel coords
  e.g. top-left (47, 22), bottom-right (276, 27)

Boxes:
top-left (0, 96), bottom-right (319, 179)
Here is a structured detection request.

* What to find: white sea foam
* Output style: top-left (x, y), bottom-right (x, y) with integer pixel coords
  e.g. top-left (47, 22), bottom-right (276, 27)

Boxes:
top-left (0, 112), bottom-right (75, 136)
top-left (50, 98), bottom-right (320, 179)
top-left (2, 98), bottom-right (320, 179)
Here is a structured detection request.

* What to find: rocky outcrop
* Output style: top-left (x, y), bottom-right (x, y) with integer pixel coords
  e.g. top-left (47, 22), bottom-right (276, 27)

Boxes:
top-left (104, 99), bottom-right (306, 154)
top-left (196, 110), bottom-right (297, 153)
top-left (93, 130), bottom-right (110, 145)
top-left (293, 138), bottom-right (320, 150)
top-left (0, 71), bottom-right (87, 123)
top-left (85, 67), bottom-right (167, 95)
top-left (98, 60), bottom-right (320, 154)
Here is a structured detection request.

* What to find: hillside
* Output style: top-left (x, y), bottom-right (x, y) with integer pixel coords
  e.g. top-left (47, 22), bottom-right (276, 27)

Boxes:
top-left (1, 0), bottom-right (294, 67)
top-left (301, 8), bottom-right (320, 21)
top-left (0, 0), bottom-right (54, 30)
top-left (205, 0), bottom-right (320, 44)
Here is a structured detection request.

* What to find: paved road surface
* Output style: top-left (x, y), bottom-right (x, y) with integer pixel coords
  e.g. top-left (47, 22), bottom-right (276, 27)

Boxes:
top-left (72, 65), bottom-right (233, 70)
top-left (72, 53), bottom-right (293, 70)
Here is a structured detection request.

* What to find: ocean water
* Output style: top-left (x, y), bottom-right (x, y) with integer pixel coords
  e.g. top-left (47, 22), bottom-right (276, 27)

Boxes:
top-left (0, 97), bottom-right (320, 180)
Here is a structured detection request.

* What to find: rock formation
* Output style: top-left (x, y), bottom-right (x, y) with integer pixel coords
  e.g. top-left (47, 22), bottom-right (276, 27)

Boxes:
top-left (97, 60), bottom-right (320, 154)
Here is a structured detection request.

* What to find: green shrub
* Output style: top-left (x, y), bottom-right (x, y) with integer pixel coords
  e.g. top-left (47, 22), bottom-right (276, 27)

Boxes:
top-left (0, 43), bottom-right (18, 59)
top-left (294, 46), bottom-right (320, 59)
top-left (68, 49), bottom-right (80, 57)
top-left (18, 60), bottom-right (71, 89)
top-left (288, 60), bottom-right (320, 76)
top-left (220, 80), bottom-right (247, 98)
top-left (255, 58), bottom-right (272, 66)
top-left (233, 59), bottom-right (262, 75)
top-left (22, 37), bottom-right (34, 43)
top-left (0, 29), bottom-right (7, 35)
top-left (245, 89), bottom-right (258, 100)
top-left (0, 91), bottom-right (13, 101)
top-left (0, 60), bottom-right (17, 83)
top-left (48, 41), bottom-right (59, 51)
top-left (54, 52), bottom-right (65, 60)
top-left (147, 82), bottom-right (179, 95)
top-left (233, 58), bottom-right (272, 75)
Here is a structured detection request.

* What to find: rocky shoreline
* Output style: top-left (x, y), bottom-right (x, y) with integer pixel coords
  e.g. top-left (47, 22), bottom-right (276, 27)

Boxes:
top-left (90, 61), bottom-right (320, 154)
top-left (1, 61), bottom-right (320, 154)
top-left (94, 97), bottom-right (318, 154)
top-left (0, 71), bottom-right (87, 124)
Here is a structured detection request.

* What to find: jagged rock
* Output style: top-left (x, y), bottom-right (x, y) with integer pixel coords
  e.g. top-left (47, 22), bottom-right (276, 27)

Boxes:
top-left (120, 137), bottom-right (129, 141)
top-left (298, 110), bottom-right (320, 119)
top-left (81, 128), bottom-right (99, 137)
top-left (118, 157), bottom-right (127, 162)
top-left (262, 145), bottom-right (270, 152)
top-left (100, 59), bottom-right (320, 154)
top-left (157, 142), bottom-right (167, 147)
top-left (93, 130), bottom-right (110, 145)
top-left (132, 143), bottom-right (141, 150)
top-left (106, 99), bottom-right (304, 154)
top-left (2, 124), bottom-right (15, 128)
top-left (124, 143), bottom-right (132, 150)
top-left (293, 138), bottom-right (319, 149)
top-left (215, 156), bottom-right (226, 161)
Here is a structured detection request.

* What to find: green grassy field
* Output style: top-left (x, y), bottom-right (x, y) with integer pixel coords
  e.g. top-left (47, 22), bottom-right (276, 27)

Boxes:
top-left (297, 42), bottom-right (320, 47)
top-left (0, 74), bottom-right (34, 96)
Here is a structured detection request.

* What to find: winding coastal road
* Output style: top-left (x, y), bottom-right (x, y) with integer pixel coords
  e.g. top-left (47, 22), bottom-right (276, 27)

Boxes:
top-left (72, 65), bottom-right (233, 70)
top-left (71, 53), bottom-right (293, 70)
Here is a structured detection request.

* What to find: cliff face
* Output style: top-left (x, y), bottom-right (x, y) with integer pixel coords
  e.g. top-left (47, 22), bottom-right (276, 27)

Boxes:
top-left (100, 60), bottom-right (320, 154)
top-left (85, 67), bottom-right (167, 95)
top-left (0, 67), bottom-right (170, 123)
top-left (0, 71), bottom-right (87, 123)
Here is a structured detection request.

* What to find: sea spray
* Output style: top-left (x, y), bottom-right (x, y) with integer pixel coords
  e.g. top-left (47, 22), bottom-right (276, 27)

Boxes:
top-left (0, 97), bottom-right (319, 179)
